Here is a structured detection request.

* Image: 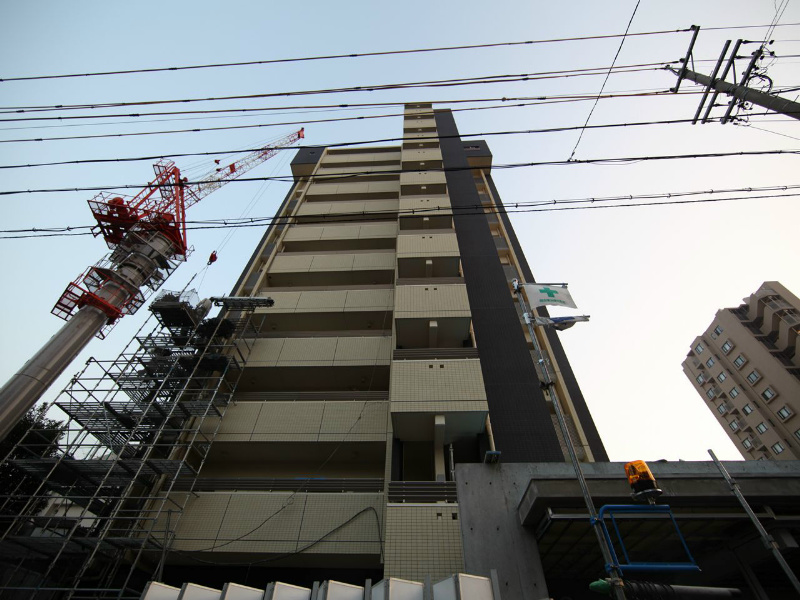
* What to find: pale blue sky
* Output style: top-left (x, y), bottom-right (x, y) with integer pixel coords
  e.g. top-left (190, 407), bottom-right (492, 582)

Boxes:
top-left (1, 1), bottom-right (799, 462)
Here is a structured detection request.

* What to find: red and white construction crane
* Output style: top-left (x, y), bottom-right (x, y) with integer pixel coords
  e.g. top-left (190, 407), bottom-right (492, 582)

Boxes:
top-left (0, 128), bottom-right (304, 440)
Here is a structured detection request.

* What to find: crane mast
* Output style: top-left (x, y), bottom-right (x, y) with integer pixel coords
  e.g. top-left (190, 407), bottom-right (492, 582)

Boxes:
top-left (0, 128), bottom-right (304, 441)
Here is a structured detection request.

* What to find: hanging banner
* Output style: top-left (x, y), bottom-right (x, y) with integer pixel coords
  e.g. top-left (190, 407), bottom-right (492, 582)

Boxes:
top-left (521, 283), bottom-right (578, 309)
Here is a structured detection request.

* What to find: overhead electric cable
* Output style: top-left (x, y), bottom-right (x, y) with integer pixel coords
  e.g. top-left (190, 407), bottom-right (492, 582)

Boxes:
top-left (569, 0), bottom-right (641, 160)
top-left (2, 22), bottom-right (798, 84)
top-left (0, 62), bottom-right (669, 122)
top-left (0, 91), bottom-right (700, 145)
top-left (2, 149), bottom-right (798, 197)
top-left (0, 68), bottom-right (672, 115)
top-left (3, 189), bottom-right (798, 240)
top-left (0, 30), bottom-right (695, 83)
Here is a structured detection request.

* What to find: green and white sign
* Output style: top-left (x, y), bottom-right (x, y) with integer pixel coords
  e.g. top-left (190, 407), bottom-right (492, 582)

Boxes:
top-left (521, 283), bottom-right (578, 309)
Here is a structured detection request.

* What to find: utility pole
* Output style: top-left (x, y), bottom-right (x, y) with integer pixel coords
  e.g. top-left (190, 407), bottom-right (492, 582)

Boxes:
top-left (671, 26), bottom-right (800, 122)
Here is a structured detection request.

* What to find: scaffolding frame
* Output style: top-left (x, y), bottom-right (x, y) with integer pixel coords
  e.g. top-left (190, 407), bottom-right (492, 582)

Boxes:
top-left (0, 290), bottom-right (265, 599)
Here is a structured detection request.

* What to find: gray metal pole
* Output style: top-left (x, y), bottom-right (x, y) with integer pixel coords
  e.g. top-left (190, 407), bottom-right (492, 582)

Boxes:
top-left (0, 231), bottom-right (177, 441)
top-left (513, 281), bottom-right (626, 600)
top-left (708, 449), bottom-right (800, 595)
top-left (675, 64), bottom-right (800, 121)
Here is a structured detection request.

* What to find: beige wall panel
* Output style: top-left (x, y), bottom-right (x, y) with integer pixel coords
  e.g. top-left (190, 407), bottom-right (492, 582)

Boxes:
top-left (390, 360), bottom-right (487, 403)
top-left (399, 171), bottom-right (447, 187)
top-left (352, 252), bottom-right (396, 270)
top-left (214, 402), bottom-right (263, 442)
top-left (333, 336), bottom-right (392, 365)
top-left (245, 338), bottom-right (285, 367)
top-left (297, 494), bottom-right (384, 555)
top-left (162, 494), bottom-right (231, 552)
top-left (404, 118), bottom-right (436, 129)
top-left (318, 401), bottom-right (388, 439)
top-left (309, 254), bottom-right (356, 271)
top-left (397, 233), bottom-right (459, 258)
top-left (399, 196), bottom-right (451, 215)
top-left (269, 255), bottom-right (313, 273)
top-left (278, 338), bottom-right (339, 366)
top-left (296, 290), bottom-right (349, 312)
top-left (401, 148), bottom-right (442, 163)
top-left (344, 289), bottom-right (394, 311)
top-left (394, 285), bottom-right (471, 319)
top-left (384, 505), bottom-right (464, 581)
top-left (357, 222), bottom-right (399, 238)
top-left (283, 226), bottom-right (325, 241)
top-left (212, 492), bottom-right (305, 554)
top-left (391, 401), bottom-right (488, 414)
top-left (256, 291), bottom-right (301, 313)
top-left (251, 402), bottom-right (325, 441)
top-left (316, 164), bottom-right (396, 175)
top-left (322, 151), bottom-right (400, 165)
top-left (318, 224), bottom-right (361, 239)
top-left (296, 199), bottom-right (399, 217)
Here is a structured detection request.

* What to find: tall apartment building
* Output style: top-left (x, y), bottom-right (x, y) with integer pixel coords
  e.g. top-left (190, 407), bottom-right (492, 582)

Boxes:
top-left (683, 281), bottom-right (800, 460)
top-left (0, 104), bottom-right (607, 596)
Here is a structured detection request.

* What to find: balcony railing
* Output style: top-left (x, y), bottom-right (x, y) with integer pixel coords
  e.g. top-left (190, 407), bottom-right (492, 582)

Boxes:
top-left (393, 348), bottom-right (479, 360)
top-left (388, 481), bottom-right (457, 503)
top-left (174, 477), bottom-right (384, 493)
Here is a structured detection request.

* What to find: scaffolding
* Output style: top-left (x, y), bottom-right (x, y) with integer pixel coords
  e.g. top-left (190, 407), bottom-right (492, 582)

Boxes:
top-left (0, 290), bottom-right (266, 599)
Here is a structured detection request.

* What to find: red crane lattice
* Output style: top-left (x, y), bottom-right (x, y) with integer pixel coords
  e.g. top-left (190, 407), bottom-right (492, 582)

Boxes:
top-left (88, 128), bottom-right (304, 257)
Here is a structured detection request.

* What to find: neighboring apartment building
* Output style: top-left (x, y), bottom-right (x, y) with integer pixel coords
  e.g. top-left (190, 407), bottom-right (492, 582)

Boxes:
top-left (683, 281), bottom-right (800, 460)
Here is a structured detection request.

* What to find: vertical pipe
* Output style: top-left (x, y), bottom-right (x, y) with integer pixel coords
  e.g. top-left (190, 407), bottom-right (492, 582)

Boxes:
top-left (514, 281), bottom-right (626, 600)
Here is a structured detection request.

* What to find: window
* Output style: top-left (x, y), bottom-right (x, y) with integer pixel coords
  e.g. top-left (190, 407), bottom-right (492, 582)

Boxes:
top-left (717, 403), bottom-right (727, 414)
top-left (771, 442), bottom-right (785, 455)
top-left (733, 354), bottom-right (746, 368)
top-left (696, 373), bottom-right (706, 384)
top-left (729, 420), bottom-right (740, 432)
top-left (777, 406), bottom-right (792, 420)
top-left (762, 387), bottom-right (776, 401)
top-left (742, 403), bottom-right (753, 415)
top-left (721, 341), bottom-right (733, 354)
top-left (756, 422), bottom-right (768, 434)
top-left (706, 388), bottom-right (716, 399)
top-left (695, 343), bottom-right (705, 354)
top-left (795, 428), bottom-right (800, 442)
top-left (706, 357), bottom-right (715, 368)
top-left (746, 370), bottom-right (761, 384)
top-left (717, 372), bottom-right (727, 383)
top-left (729, 386), bottom-right (740, 398)
top-left (742, 438), bottom-right (753, 449)
top-left (713, 325), bottom-right (724, 336)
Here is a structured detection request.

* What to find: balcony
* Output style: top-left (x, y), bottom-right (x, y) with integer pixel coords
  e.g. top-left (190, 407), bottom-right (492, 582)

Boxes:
top-left (295, 198), bottom-right (398, 222)
top-left (388, 481), bottom-right (457, 503)
top-left (397, 233), bottom-right (460, 259)
top-left (265, 251), bottom-right (395, 287)
top-left (281, 222), bottom-right (398, 253)
top-left (244, 335), bottom-right (392, 368)
top-left (394, 284), bottom-right (470, 319)
top-left (258, 288), bottom-right (394, 314)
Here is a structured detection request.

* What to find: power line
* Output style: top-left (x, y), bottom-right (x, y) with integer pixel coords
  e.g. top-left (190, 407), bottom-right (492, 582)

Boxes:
top-left (0, 63), bottom-right (670, 122)
top-left (2, 188), bottom-right (797, 240)
top-left (1, 149), bottom-right (797, 197)
top-left (0, 117), bottom-right (708, 169)
top-left (0, 68), bottom-right (671, 116)
top-left (2, 22), bottom-right (798, 85)
top-left (0, 30), bottom-right (695, 84)
top-left (569, 0), bottom-right (641, 160)
top-left (0, 93), bottom-right (703, 145)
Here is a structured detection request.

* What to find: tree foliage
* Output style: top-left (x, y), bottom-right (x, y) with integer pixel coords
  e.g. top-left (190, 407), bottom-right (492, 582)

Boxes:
top-left (0, 405), bottom-right (64, 533)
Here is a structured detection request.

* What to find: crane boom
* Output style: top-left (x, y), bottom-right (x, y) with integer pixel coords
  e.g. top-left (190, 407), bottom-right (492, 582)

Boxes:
top-left (0, 127), bottom-right (304, 442)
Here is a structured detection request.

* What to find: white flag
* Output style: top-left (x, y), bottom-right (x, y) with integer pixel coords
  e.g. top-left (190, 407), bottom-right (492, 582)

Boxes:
top-left (521, 283), bottom-right (578, 309)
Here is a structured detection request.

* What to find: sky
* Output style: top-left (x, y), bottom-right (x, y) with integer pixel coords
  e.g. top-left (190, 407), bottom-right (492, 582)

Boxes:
top-left (0, 1), bottom-right (799, 463)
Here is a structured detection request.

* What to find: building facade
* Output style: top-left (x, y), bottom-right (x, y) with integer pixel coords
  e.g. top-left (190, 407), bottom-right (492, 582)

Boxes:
top-left (163, 103), bottom-right (606, 585)
top-left (683, 281), bottom-right (800, 460)
top-left (0, 104), bottom-right (608, 597)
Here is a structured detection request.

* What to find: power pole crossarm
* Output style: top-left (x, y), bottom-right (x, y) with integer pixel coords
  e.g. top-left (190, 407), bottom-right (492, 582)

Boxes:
top-left (671, 65), bottom-right (800, 121)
